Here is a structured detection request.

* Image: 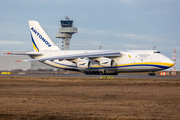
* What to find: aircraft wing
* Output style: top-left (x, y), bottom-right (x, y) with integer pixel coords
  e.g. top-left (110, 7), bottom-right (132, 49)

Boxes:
top-left (15, 51), bottom-right (121, 62)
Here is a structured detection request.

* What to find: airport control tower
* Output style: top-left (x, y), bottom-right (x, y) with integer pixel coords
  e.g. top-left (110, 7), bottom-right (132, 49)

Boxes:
top-left (56, 16), bottom-right (78, 50)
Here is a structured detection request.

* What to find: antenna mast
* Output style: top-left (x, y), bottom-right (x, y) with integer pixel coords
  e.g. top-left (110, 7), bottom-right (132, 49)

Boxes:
top-left (172, 49), bottom-right (176, 75)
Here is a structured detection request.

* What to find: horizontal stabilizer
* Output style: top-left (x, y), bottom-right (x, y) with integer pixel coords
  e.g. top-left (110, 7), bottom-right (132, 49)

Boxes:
top-left (5, 52), bottom-right (42, 56)
top-left (15, 60), bottom-right (22, 62)
top-left (15, 60), bottom-right (29, 62)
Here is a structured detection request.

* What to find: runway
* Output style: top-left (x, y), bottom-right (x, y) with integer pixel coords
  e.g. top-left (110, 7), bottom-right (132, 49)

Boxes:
top-left (0, 73), bottom-right (180, 79)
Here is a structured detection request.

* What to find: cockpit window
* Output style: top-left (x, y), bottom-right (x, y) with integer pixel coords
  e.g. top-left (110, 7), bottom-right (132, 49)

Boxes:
top-left (154, 51), bottom-right (161, 53)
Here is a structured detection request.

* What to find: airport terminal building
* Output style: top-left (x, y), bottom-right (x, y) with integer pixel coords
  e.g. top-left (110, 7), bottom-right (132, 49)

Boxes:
top-left (0, 50), bottom-right (56, 71)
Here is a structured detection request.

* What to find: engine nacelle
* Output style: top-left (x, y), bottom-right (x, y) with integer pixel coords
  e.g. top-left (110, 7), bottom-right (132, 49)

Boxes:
top-left (77, 60), bottom-right (92, 68)
top-left (99, 59), bottom-right (115, 67)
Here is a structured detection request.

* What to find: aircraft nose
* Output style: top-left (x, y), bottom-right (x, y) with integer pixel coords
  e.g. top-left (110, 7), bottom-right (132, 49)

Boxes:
top-left (170, 60), bottom-right (174, 67)
top-left (166, 58), bottom-right (174, 67)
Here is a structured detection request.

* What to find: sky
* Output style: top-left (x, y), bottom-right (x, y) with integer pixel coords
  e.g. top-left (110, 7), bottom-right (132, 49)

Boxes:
top-left (0, 0), bottom-right (179, 71)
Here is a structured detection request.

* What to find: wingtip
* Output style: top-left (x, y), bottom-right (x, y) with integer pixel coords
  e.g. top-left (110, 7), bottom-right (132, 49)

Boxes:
top-left (5, 52), bottom-right (11, 54)
top-left (15, 60), bottom-right (22, 62)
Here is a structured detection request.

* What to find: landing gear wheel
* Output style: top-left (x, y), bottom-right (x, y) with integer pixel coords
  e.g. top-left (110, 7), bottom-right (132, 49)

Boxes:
top-left (148, 73), bottom-right (155, 76)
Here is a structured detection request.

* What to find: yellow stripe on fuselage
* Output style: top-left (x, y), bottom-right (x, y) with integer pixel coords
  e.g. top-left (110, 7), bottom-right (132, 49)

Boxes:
top-left (115, 62), bottom-right (174, 67)
top-left (45, 61), bottom-right (174, 69)
top-left (92, 62), bottom-right (174, 68)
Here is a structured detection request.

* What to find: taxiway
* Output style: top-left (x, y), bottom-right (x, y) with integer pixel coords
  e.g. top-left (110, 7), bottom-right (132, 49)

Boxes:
top-left (0, 73), bottom-right (179, 79)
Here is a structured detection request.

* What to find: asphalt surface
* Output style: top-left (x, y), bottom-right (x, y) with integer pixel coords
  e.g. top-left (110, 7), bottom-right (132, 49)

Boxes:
top-left (0, 73), bottom-right (180, 79)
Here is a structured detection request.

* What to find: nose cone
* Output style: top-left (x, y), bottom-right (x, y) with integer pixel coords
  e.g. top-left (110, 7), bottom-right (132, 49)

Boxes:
top-left (168, 60), bottom-right (174, 67)
top-left (164, 56), bottom-right (174, 67)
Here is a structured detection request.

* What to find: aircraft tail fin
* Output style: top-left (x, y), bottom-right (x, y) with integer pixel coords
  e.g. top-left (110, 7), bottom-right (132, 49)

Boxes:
top-left (29, 21), bottom-right (60, 52)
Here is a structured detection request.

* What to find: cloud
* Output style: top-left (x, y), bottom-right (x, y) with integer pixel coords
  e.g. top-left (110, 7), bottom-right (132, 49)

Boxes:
top-left (78, 28), bottom-right (106, 35)
top-left (156, 0), bottom-right (180, 3)
top-left (96, 30), bottom-right (106, 34)
top-left (176, 46), bottom-right (180, 52)
top-left (174, 58), bottom-right (180, 71)
top-left (122, 44), bottom-right (141, 49)
top-left (18, 0), bottom-right (47, 1)
top-left (17, 0), bottom-right (93, 4)
top-left (121, 0), bottom-right (132, 3)
top-left (111, 0), bottom-right (132, 3)
top-left (0, 29), bottom-right (26, 34)
top-left (147, 9), bottom-right (180, 15)
top-left (121, 44), bottom-right (149, 49)
top-left (71, 41), bottom-right (102, 50)
top-left (0, 40), bottom-right (24, 45)
top-left (117, 34), bottom-right (171, 42)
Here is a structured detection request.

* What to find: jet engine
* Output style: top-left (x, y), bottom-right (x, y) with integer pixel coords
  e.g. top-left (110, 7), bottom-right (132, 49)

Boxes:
top-left (99, 58), bottom-right (115, 67)
top-left (77, 60), bottom-right (92, 68)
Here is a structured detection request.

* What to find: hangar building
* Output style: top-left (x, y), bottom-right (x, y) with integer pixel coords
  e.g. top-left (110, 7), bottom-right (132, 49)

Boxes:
top-left (0, 50), bottom-right (56, 71)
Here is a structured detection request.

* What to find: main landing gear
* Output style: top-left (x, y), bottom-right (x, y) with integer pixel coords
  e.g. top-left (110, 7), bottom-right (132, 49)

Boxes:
top-left (148, 72), bottom-right (155, 76)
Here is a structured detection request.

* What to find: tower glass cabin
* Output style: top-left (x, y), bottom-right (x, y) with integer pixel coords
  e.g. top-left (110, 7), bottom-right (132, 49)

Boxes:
top-left (61, 17), bottom-right (73, 27)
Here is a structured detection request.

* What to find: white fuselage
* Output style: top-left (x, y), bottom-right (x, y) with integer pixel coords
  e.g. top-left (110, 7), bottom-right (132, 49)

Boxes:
top-left (30, 50), bottom-right (174, 74)
top-left (26, 21), bottom-right (174, 75)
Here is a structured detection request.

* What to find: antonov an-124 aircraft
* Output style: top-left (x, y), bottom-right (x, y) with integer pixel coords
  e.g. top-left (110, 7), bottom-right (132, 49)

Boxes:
top-left (7, 21), bottom-right (174, 76)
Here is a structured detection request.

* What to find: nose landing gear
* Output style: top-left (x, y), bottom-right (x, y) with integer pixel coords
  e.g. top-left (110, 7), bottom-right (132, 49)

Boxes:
top-left (148, 72), bottom-right (155, 76)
